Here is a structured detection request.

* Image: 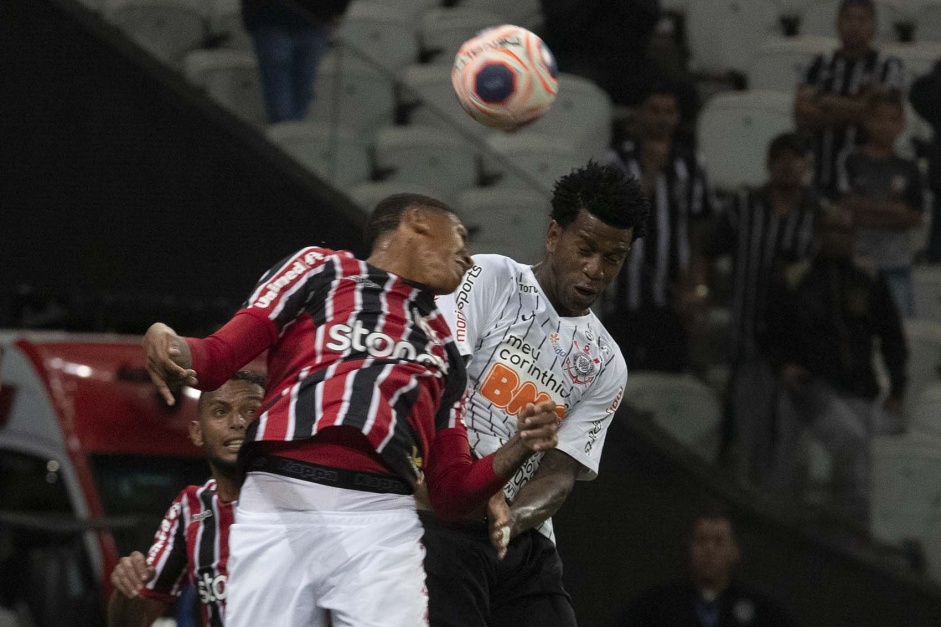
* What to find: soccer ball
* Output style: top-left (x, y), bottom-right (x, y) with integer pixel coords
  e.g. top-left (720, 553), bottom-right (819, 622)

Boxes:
top-left (451, 25), bottom-right (558, 132)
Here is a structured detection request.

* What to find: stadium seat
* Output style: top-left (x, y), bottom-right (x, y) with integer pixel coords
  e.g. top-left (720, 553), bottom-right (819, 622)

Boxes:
top-left (523, 73), bottom-right (613, 162)
top-left (748, 36), bottom-right (839, 92)
top-left (914, 265), bottom-right (941, 322)
top-left (335, 0), bottom-right (420, 73)
top-left (909, 383), bottom-right (941, 439)
top-left (686, 0), bottom-right (781, 73)
top-left (459, 0), bottom-right (543, 29)
top-left (904, 319), bottom-right (941, 418)
top-left (798, 0), bottom-right (904, 40)
top-left (696, 90), bottom-right (795, 192)
top-left (401, 63), bottom-right (489, 144)
top-left (183, 49), bottom-right (266, 124)
top-left (305, 50), bottom-right (396, 135)
top-left (882, 41), bottom-right (941, 85)
top-left (267, 121), bottom-right (372, 186)
top-left (386, 0), bottom-right (442, 20)
top-left (419, 7), bottom-right (503, 64)
top-left (106, 0), bottom-right (207, 67)
top-left (455, 188), bottom-right (549, 262)
top-left (483, 133), bottom-right (583, 194)
top-left (916, 4), bottom-right (941, 41)
top-left (373, 125), bottom-right (481, 192)
top-left (921, 489), bottom-right (941, 582)
top-left (871, 435), bottom-right (941, 544)
top-left (207, 0), bottom-right (252, 51)
top-left (347, 180), bottom-right (453, 214)
top-left (623, 372), bottom-right (723, 461)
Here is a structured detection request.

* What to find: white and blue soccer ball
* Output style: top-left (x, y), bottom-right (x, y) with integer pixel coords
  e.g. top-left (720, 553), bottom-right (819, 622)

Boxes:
top-left (451, 25), bottom-right (559, 132)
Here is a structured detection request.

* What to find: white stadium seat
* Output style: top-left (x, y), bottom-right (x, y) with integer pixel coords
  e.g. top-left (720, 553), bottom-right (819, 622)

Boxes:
top-left (483, 133), bottom-right (582, 194)
top-left (697, 90), bottom-right (795, 191)
top-left (459, 0), bottom-right (543, 29)
top-left (623, 372), bottom-right (723, 461)
top-left (419, 7), bottom-right (503, 64)
top-left (455, 187), bottom-right (549, 262)
top-left (373, 125), bottom-right (481, 192)
top-left (386, 0), bottom-right (442, 20)
top-left (904, 320), bottom-right (941, 418)
top-left (909, 383), bottom-right (941, 439)
top-left (266, 121), bottom-right (372, 186)
top-left (207, 0), bottom-right (252, 51)
top-left (106, 0), bottom-right (207, 67)
top-left (915, 4), bottom-right (941, 41)
top-left (305, 50), bottom-right (397, 135)
top-left (798, 0), bottom-right (904, 40)
top-left (402, 63), bottom-right (489, 144)
top-left (913, 265), bottom-right (941, 323)
top-left (183, 49), bottom-right (266, 124)
top-left (871, 435), bottom-right (941, 544)
top-left (347, 180), bottom-right (454, 214)
top-left (336, 0), bottom-right (419, 73)
top-left (686, 0), bottom-right (781, 73)
top-left (523, 73), bottom-right (613, 162)
top-left (748, 36), bottom-right (839, 92)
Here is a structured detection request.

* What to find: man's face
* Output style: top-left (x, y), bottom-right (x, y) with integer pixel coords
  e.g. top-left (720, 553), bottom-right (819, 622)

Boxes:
top-left (639, 93), bottom-right (680, 141)
top-left (689, 518), bottom-right (740, 587)
top-left (838, 4), bottom-right (876, 51)
top-left (544, 209), bottom-right (634, 316)
top-left (768, 150), bottom-right (812, 189)
top-left (190, 379), bottom-right (264, 470)
top-left (416, 209), bottom-right (473, 295)
top-left (863, 102), bottom-right (905, 149)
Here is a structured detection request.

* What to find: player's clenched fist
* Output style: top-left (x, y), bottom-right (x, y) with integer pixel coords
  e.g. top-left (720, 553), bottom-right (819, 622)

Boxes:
top-left (110, 551), bottom-right (155, 599)
top-left (142, 322), bottom-right (198, 405)
top-left (516, 400), bottom-right (561, 452)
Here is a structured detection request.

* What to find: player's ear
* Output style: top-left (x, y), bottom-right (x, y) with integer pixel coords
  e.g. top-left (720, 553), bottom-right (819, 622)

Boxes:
top-left (189, 420), bottom-right (204, 447)
top-left (545, 220), bottom-right (562, 253)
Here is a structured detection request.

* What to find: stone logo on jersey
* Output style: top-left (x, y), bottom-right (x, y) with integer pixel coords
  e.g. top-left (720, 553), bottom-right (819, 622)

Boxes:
top-left (564, 339), bottom-right (601, 385)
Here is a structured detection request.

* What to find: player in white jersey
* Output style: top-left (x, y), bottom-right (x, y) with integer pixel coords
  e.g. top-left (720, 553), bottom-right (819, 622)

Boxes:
top-left (420, 161), bottom-right (650, 626)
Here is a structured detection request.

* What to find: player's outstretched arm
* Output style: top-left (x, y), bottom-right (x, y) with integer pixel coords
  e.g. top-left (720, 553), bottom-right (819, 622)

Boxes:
top-left (506, 449), bottom-right (581, 538)
top-left (490, 401), bottom-right (560, 477)
top-left (107, 551), bottom-right (166, 627)
top-left (142, 323), bottom-right (197, 405)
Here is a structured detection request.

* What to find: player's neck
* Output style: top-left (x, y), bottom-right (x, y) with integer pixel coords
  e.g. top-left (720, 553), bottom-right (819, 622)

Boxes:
top-left (210, 463), bottom-right (240, 503)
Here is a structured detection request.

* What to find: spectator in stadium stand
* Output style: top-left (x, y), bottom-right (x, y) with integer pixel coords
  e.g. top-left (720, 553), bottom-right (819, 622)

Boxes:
top-left (794, 0), bottom-right (905, 199)
top-left (836, 90), bottom-right (926, 317)
top-left (539, 0), bottom-right (662, 107)
top-left (615, 507), bottom-right (793, 627)
top-left (760, 206), bottom-right (908, 523)
top-left (420, 162), bottom-right (648, 627)
top-left (908, 59), bottom-right (941, 263)
top-left (241, 0), bottom-right (350, 122)
top-left (704, 133), bottom-right (821, 485)
top-left (107, 371), bottom-right (266, 627)
top-left (604, 82), bottom-right (713, 374)
top-left (141, 194), bottom-right (562, 627)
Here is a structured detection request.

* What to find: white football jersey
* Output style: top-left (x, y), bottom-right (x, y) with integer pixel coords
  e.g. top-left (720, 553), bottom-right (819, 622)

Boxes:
top-left (437, 254), bottom-right (627, 541)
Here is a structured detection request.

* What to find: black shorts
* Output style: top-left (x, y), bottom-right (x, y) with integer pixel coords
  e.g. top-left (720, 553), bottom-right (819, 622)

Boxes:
top-left (419, 511), bottom-right (576, 627)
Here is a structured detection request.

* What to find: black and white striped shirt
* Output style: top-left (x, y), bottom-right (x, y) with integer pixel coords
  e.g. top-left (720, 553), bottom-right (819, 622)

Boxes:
top-left (606, 139), bottom-right (713, 311)
top-left (802, 49), bottom-right (905, 196)
top-left (706, 186), bottom-right (821, 362)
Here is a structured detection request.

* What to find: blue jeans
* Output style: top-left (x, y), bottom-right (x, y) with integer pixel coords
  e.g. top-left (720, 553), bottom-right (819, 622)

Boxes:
top-left (250, 23), bottom-right (332, 122)
top-left (883, 266), bottom-right (914, 318)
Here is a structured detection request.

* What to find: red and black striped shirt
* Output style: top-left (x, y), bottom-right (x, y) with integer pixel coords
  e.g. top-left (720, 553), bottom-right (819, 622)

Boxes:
top-left (141, 479), bottom-right (233, 627)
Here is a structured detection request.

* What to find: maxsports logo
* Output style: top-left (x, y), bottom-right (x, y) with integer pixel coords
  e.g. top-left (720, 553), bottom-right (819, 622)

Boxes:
top-left (325, 321), bottom-right (449, 373)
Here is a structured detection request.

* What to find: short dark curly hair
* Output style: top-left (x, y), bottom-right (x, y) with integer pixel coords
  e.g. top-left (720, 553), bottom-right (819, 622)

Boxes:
top-left (550, 161), bottom-right (650, 240)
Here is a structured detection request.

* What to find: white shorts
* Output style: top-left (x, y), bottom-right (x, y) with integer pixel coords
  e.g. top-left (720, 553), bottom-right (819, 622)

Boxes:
top-left (225, 473), bottom-right (428, 627)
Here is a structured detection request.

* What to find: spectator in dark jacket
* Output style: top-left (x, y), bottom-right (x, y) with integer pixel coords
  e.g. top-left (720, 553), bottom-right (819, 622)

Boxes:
top-left (909, 60), bottom-right (941, 262)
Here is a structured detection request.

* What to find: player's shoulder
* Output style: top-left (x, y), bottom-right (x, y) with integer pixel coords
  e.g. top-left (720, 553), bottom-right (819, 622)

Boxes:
top-left (471, 253), bottom-right (522, 276)
top-left (593, 319), bottom-right (626, 367)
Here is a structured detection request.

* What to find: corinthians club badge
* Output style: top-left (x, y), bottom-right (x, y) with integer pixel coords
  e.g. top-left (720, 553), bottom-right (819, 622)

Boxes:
top-left (565, 339), bottom-right (600, 385)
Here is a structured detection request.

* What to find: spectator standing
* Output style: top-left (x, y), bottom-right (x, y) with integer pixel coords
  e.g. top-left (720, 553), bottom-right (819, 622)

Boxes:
top-left (705, 133), bottom-right (821, 484)
top-left (761, 207), bottom-right (908, 522)
top-left (605, 83), bottom-right (713, 373)
top-left (794, 0), bottom-right (904, 199)
top-left (241, 0), bottom-right (350, 122)
top-left (909, 60), bottom-right (941, 262)
top-left (837, 90), bottom-right (926, 317)
top-left (614, 508), bottom-right (793, 627)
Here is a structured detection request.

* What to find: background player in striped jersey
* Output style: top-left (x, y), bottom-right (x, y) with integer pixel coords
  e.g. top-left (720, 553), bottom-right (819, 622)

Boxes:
top-left (107, 371), bottom-right (265, 627)
top-left (421, 161), bottom-right (650, 626)
top-left (141, 194), bottom-right (562, 627)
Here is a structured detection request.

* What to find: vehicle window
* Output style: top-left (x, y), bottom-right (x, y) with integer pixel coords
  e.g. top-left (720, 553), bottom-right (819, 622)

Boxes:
top-left (0, 450), bottom-right (71, 515)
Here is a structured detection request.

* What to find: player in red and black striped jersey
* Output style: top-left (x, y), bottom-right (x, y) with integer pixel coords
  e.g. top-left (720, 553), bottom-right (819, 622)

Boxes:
top-left (142, 194), bottom-right (562, 627)
top-left (108, 372), bottom-right (265, 627)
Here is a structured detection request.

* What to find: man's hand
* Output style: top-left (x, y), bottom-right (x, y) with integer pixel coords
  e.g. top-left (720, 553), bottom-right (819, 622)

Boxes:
top-left (110, 551), bottom-right (155, 599)
top-left (516, 400), bottom-right (562, 453)
top-left (143, 322), bottom-right (197, 405)
top-left (780, 363), bottom-right (809, 394)
top-left (487, 492), bottom-right (513, 560)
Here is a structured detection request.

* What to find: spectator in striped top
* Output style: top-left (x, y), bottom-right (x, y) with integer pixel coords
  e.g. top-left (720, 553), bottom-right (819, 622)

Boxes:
top-left (837, 90), bottom-right (926, 317)
top-left (107, 371), bottom-right (266, 627)
top-left (140, 194), bottom-right (562, 627)
top-left (794, 0), bottom-right (905, 199)
top-left (704, 133), bottom-right (821, 484)
top-left (604, 82), bottom-right (714, 373)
